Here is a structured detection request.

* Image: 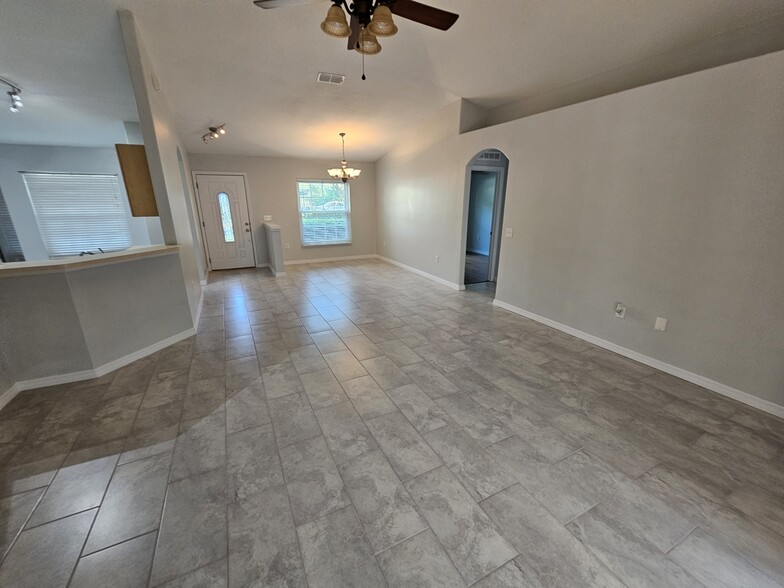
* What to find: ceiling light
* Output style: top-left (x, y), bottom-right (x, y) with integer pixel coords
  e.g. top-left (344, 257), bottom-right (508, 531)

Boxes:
top-left (202, 124), bottom-right (227, 144)
top-left (368, 5), bottom-right (397, 37)
top-left (356, 27), bottom-right (382, 55)
top-left (1, 76), bottom-right (23, 114)
top-left (327, 133), bottom-right (361, 183)
top-left (321, 3), bottom-right (351, 38)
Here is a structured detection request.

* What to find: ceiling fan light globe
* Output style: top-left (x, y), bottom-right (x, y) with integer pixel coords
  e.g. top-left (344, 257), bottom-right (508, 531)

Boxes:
top-left (355, 27), bottom-right (382, 55)
top-left (368, 5), bottom-right (398, 37)
top-left (321, 4), bottom-right (352, 38)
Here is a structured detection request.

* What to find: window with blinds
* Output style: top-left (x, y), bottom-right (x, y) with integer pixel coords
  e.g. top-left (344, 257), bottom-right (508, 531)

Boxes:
top-left (0, 187), bottom-right (25, 262)
top-left (296, 180), bottom-right (352, 246)
top-left (22, 172), bottom-right (132, 258)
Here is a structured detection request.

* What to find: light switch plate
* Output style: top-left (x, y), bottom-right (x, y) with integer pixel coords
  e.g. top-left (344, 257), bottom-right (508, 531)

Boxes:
top-left (655, 317), bottom-right (668, 331)
top-left (505, 227), bottom-right (514, 238)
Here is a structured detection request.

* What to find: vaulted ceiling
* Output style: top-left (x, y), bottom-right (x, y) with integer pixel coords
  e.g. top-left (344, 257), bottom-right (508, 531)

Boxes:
top-left (1, 0), bottom-right (783, 160)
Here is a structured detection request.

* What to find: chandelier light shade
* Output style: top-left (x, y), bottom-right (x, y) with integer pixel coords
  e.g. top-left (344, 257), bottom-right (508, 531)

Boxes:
top-left (327, 132), bottom-right (361, 183)
top-left (368, 5), bottom-right (398, 37)
top-left (321, 4), bottom-right (351, 38)
top-left (356, 27), bottom-right (382, 55)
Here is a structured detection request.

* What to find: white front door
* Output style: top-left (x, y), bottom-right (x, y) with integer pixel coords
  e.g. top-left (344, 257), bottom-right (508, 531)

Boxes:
top-left (195, 174), bottom-right (255, 270)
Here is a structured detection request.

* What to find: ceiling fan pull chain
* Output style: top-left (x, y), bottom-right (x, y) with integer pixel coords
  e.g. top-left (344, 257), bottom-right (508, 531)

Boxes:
top-left (361, 48), bottom-right (366, 80)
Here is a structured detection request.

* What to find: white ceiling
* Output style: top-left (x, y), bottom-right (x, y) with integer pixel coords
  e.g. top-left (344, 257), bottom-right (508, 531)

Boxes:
top-left (1, 0), bottom-right (783, 159)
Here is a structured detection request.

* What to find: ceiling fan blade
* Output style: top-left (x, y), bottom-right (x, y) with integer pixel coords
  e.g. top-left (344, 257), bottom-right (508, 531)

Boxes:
top-left (347, 14), bottom-right (360, 50)
top-left (253, 0), bottom-right (320, 9)
top-left (390, 0), bottom-right (459, 30)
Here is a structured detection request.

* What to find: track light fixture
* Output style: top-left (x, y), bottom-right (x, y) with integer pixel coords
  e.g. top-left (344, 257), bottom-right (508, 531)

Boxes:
top-left (1, 76), bottom-right (23, 113)
top-left (202, 124), bottom-right (227, 144)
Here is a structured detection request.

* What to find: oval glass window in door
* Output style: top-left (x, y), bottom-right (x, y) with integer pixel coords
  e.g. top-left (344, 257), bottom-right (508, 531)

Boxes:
top-left (218, 192), bottom-right (236, 243)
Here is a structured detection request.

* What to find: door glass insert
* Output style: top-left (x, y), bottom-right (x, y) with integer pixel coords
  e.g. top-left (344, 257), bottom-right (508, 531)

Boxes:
top-left (218, 192), bottom-right (236, 243)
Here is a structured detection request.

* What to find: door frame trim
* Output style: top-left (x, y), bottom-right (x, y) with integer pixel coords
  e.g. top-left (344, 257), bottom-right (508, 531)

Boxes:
top-left (459, 162), bottom-right (508, 289)
top-left (191, 171), bottom-right (257, 272)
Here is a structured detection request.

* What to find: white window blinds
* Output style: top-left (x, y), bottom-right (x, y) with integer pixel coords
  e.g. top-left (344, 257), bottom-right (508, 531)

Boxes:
top-left (296, 180), bottom-right (352, 246)
top-left (22, 172), bottom-right (132, 258)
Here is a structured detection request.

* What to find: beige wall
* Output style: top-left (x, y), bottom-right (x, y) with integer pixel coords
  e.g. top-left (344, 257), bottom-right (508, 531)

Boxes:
top-left (376, 51), bottom-right (784, 409)
top-left (188, 154), bottom-right (377, 265)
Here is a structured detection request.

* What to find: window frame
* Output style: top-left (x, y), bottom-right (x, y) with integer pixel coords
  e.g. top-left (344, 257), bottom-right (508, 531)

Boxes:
top-left (21, 171), bottom-right (132, 259)
top-left (295, 179), bottom-right (352, 247)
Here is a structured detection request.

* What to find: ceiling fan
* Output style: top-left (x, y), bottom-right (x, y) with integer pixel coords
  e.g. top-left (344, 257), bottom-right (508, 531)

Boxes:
top-left (253, 1), bottom-right (459, 55)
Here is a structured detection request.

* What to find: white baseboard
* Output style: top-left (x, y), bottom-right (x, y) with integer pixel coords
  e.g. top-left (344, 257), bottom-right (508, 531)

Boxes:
top-left (255, 263), bottom-right (270, 269)
top-left (492, 299), bottom-right (784, 419)
top-left (285, 254), bottom-right (377, 266)
top-left (1, 328), bottom-right (196, 411)
top-left (375, 255), bottom-right (461, 290)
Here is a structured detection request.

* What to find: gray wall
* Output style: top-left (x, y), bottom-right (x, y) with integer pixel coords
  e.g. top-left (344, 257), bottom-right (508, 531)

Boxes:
top-left (120, 11), bottom-right (204, 322)
top-left (376, 50), bottom-right (784, 408)
top-left (188, 154), bottom-right (377, 265)
top-left (0, 143), bottom-right (163, 261)
top-left (0, 251), bottom-right (193, 388)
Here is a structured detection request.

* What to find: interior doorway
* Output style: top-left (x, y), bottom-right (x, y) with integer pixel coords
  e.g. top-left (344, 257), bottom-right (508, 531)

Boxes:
top-left (194, 173), bottom-right (256, 270)
top-left (461, 150), bottom-right (509, 291)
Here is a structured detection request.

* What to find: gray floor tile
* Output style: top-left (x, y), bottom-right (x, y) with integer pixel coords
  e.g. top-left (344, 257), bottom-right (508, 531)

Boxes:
top-left (337, 449), bottom-right (427, 553)
top-left (566, 506), bottom-right (701, 587)
top-left (404, 466), bottom-right (517, 585)
top-left (84, 452), bottom-right (170, 554)
top-left (366, 411), bottom-right (442, 480)
top-left (668, 527), bottom-right (781, 588)
top-left (300, 368), bottom-right (349, 409)
top-left (377, 340), bottom-right (423, 367)
top-left (281, 326), bottom-right (314, 350)
top-left (261, 361), bottom-right (303, 399)
top-left (315, 401), bottom-right (379, 465)
top-left (375, 529), bottom-right (466, 588)
top-left (435, 393), bottom-right (512, 447)
top-left (27, 446), bottom-right (119, 528)
top-left (256, 339), bottom-right (291, 367)
top-left (386, 383), bottom-right (450, 433)
top-left (472, 557), bottom-right (545, 588)
top-left (297, 505), bottom-right (386, 588)
top-left (225, 377), bottom-right (269, 434)
top-left (288, 344), bottom-right (328, 375)
top-left (227, 425), bottom-right (282, 502)
top-left (323, 350), bottom-right (368, 381)
top-left (480, 484), bottom-right (624, 588)
top-left (0, 508), bottom-right (95, 588)
top-left (268, 391), bottom-right (321, 447)
top-left (362, 356), bottom-right (412, 390)
top-left (0, 487), bottom-right (45, 558)
top-left (157, 558), bottom-right (227, 588)
top-left (310, 330), bottom-right (347, 354)
top-left (280, 435), bottom-right (350, 525)
top-left (425, 424), bottom-right (516, 501)
top-left (228, 485), bottom-right (306, 588)
top-left (225, 356), bottom-right (261, 395)
top-left (150, 468), bottom-right (228, 586)
top-left (181, 377), bottom-right (225, 421)
top-left (342, 335), bottom-right (383, 361)
top-left (726, 483), bottom-right (784, 537)
top-left (225, 334), bottom-right (256, 361)
top-left (71, 531), bottom-right (157, 588)
top-left (170, 411), bottom-right (226, 482)
top-left (401, 362), bottom-right (459, 398)
top-left (341, 375), bottom-right (398, 419)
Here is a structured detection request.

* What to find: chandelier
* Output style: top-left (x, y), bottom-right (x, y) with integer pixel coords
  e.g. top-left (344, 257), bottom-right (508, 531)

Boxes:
top-left (321, 1), bottom-right (398, 56)
top-left (327, 133), bottom-right (361, 183)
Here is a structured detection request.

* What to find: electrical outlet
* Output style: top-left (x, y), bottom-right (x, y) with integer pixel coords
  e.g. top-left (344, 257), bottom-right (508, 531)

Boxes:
top-left (505, 227), bottom-right (514, 238)
top-left (284, 242), bottom-right (290, 249)
top-left (614, 302), bottom-right (626, 318)
top-left (263, 215), bottom-right (272, 221)
top-left (655, 317), bottom-right (668, 331)
top-left (435, 255), bottom-right (440, 263)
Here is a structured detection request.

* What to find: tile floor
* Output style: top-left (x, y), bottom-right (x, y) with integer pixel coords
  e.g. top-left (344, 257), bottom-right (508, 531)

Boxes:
top-left (1, 259), bottom-right (783, 587)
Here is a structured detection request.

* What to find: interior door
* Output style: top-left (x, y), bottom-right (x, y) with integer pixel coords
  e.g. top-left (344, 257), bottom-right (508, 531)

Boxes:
top-left (195, 174), bottom-right (255, 270)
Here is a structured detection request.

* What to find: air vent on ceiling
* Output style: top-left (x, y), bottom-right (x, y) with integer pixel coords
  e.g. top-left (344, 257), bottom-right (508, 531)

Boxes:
top-left (479, 152), bottom-right (502, 161)
top-left (317, 72), bottom-right (346, 85)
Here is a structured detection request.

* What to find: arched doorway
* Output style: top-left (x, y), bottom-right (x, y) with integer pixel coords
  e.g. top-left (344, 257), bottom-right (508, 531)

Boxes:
top-left (460, 149), bottom-right (509, 295)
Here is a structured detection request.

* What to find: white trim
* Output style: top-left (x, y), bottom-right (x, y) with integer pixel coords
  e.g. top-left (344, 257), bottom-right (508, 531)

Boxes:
top-left (375, 255), bottom-right (461, 290)
top-left (193, 287), bottom-right (205, 328)
top-left (492, 299), bottom-right (784, 419)
top-left (285, 254), bottom-right (377, 266)
top-left (0, 382), bottom-right (22, 412)
top-left (1, 328), bottom-right (196, 411)
top-left (255, 262), bottom-right (270, 269)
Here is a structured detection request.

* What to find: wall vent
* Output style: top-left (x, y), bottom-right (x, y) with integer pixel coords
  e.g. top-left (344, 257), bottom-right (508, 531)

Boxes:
top-left (479, 152), bottom-right (502, 161)
top-left (317, 72), bottom-right (346, 85)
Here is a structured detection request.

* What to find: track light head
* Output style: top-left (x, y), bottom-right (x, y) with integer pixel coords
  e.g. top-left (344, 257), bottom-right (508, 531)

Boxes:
top-left (6, 87), bottom-right (23, 113)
